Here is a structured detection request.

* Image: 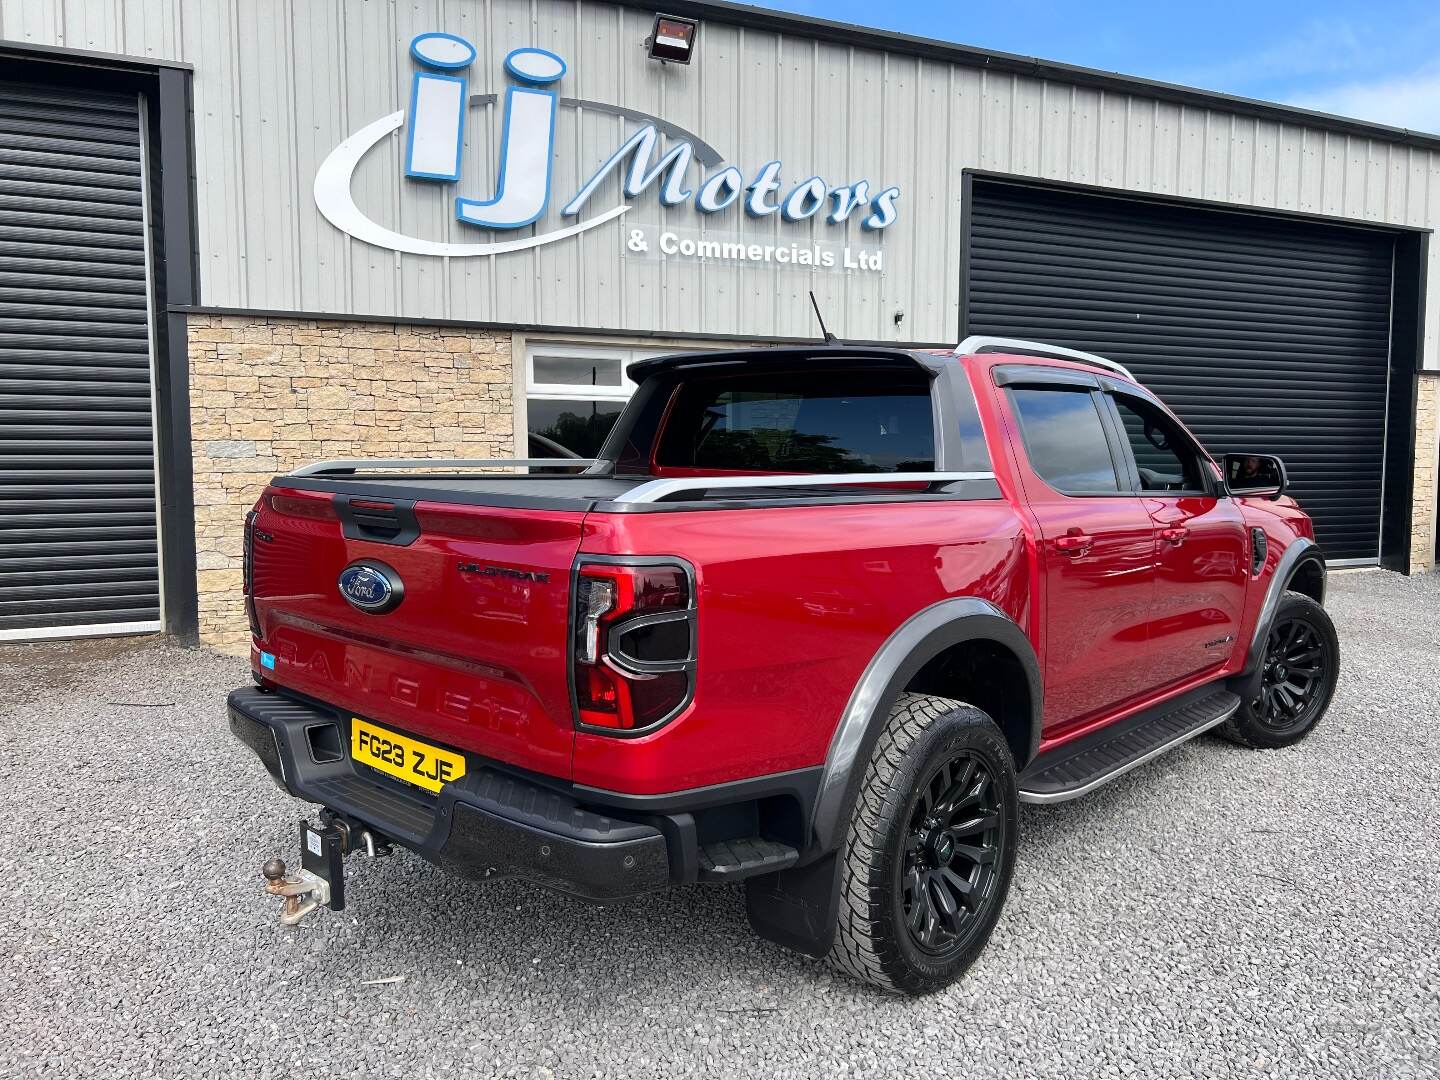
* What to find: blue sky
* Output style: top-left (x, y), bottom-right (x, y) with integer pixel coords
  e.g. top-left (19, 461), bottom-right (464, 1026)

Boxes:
top-left (752, 0), bottom-right (1440, 134)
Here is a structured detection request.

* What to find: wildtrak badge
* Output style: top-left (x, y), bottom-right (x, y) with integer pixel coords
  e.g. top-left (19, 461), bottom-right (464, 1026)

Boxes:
top-left (457, 561), bottom-right (552, 584)
top-left (313, 33), bottom-right (901, 259)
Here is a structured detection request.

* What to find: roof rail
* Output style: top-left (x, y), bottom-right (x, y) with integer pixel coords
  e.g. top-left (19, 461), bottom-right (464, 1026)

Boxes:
top-left (954, 336), bottom-right (1137, 382)
top-left (290, 457), bottom-right (598, 477)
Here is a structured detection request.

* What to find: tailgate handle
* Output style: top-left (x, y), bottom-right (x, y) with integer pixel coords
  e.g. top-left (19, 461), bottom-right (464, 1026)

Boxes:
top-left (334, 496), bottom-right (421, 546)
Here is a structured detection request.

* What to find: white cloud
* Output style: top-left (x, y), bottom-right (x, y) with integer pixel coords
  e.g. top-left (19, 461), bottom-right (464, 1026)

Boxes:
top-left (1289, 66), bottom-right (1440, 136)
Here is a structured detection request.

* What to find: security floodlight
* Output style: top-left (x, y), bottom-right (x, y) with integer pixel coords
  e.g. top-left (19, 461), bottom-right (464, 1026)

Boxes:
top-left (646, 14), bottom-right (697, 64)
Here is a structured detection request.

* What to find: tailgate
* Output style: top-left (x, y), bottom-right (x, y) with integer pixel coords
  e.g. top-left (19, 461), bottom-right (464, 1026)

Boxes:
top-left (250, 485), bottom-right (584, 779)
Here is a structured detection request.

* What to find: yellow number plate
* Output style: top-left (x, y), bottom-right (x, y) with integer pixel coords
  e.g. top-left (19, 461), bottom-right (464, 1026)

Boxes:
top-left (350, 718), bottom-right (466, 793)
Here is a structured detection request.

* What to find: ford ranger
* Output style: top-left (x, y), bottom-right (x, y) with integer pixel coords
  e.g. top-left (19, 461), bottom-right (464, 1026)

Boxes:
top-left (229, 336), bottom-right (1337, 994)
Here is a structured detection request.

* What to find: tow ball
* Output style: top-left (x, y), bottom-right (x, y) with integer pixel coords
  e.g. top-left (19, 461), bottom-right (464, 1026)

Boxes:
top-left (261, 817), bottom-right (391, 926)
top-left (262, 856), bottom-right (332, 926)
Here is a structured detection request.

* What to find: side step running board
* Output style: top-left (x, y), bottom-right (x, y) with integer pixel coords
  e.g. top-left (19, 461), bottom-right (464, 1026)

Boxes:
top-left (1018, 689), bottom-right (1241, 804)
top-left (697, 837), bottom-right (799, 881)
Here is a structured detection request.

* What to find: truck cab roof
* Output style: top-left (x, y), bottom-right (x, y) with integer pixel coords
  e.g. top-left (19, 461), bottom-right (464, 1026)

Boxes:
top-left (629, 339), bottom-right (1141, 389)
top-left (626, 345), bottom-right (949, 382)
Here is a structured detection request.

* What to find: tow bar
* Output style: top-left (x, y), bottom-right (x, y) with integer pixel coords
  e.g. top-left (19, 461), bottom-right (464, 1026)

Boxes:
top-left (261, 815), bottom-right (392, 926)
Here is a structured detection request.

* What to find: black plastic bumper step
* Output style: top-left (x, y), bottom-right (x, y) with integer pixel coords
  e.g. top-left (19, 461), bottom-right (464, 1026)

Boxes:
top-left (697, 837), bottom-right (799, 881)
top-left (1019, 688), bottom-right (1240, 804)
top-left (311, 774), bottom-right (436, 843)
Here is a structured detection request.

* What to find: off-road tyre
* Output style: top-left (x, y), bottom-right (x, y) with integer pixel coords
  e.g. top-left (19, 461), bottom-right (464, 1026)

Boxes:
top-left (826, 693), bottom-right (1018, 994)
top-left (1219, 591), bottom-right (1339, 749)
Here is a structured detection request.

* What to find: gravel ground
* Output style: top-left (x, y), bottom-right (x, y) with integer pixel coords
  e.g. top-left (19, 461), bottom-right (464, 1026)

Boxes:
top-left (1, 570), bottom-right (1437, 1079)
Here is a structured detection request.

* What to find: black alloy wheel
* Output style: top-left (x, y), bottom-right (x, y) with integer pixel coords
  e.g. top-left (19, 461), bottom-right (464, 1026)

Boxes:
top-left (1219, 590), bottom-right (1339, 749)
top-left (1255, 617), bottom-right (1329, 732)
top-left (823, 695), bottom-right (1018, 994)
top-left (901, 752), bottom-right (1004, 953)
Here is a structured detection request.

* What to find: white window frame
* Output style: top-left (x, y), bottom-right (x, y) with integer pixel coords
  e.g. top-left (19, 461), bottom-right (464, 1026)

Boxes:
top-left (524, 344), bottom-right (668, 457)
top-left (525, 343), bottom-right (644, 403)
top-left (521, 342), bottom-right (706, 457)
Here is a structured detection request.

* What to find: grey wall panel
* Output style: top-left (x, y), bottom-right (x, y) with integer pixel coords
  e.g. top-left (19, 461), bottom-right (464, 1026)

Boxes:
top-left (0, 0), bottom-right (1435, 367)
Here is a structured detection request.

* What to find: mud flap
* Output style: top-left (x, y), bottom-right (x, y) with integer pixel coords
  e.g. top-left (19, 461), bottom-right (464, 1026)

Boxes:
top-left (743, 850), bottom-right (842, 959)
top-left (1227, 664), bottom-right (1266, 717)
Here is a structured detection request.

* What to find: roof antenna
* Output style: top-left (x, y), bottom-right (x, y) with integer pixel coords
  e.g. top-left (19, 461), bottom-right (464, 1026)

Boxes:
top-left (809, 290), bottom-right (838, 345)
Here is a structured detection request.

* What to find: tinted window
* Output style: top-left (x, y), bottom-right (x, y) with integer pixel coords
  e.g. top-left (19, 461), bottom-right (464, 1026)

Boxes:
top-left (1008, 387), bottom-right (1118, 493)
top-left (1110, 395), bottom-right (1204, 492)
top-left (655, 371), bottom-right (935, 473)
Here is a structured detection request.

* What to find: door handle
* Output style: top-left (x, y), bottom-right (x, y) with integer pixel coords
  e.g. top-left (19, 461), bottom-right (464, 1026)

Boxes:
top-left (1160, 526), bottom-right (1189, 544)
top-left (1054, 532), bottom-right (1093, 556)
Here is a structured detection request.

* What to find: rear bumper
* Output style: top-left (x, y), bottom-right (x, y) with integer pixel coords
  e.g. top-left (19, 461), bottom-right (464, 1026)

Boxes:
top-left (228, 686), bottom-right (670, 901)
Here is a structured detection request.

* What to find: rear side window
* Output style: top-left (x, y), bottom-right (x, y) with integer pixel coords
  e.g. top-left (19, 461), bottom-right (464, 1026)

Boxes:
top-left (654, 371), bottom-right (935, 473)
top-left (1007, 387), bottom-right (1119, 493)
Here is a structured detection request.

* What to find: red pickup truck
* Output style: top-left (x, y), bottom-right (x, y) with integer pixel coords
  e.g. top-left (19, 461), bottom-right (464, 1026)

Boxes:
top-left (230, 337), bottom-right (1337, 994)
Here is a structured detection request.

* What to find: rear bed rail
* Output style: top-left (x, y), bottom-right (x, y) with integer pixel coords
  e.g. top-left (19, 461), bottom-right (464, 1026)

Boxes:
top-left (275, 463), bottom-right (1000, 510)
top-left (290, 457), bottom-right (600, 477)
top-left (615, 471), bottom-right (996, 504)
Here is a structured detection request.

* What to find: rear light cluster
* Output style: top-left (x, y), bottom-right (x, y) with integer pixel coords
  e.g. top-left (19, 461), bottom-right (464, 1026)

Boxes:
top-left (267, 492), bottom-right (337, 521)
top-left (572, 561), bottom-right (695, 732)
top-left (242, 508), bottom-right (261, 640)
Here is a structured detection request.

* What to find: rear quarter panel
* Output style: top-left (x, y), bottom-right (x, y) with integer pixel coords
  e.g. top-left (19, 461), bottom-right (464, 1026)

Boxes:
top-left (574, 501), bottom-right (1030, 793)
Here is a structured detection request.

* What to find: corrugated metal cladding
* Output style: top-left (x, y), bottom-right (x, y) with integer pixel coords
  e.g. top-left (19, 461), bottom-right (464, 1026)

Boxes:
top-left (965, 179), bottom-right (1393, 562)
top-left (0, 0), bottom-right (1437, 363)
top-left (0, 81), bottom-right (160, 635)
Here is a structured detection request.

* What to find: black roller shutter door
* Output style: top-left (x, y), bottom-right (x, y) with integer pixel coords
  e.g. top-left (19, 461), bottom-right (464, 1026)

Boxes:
top-left (964, 178), bottom-right (1394, 563)
top-left (0, 81), bottom-right (159, 634)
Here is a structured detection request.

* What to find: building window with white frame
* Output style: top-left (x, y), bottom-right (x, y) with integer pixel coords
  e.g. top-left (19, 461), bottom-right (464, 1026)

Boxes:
top-left (524, 344), bottom-right (666, 459)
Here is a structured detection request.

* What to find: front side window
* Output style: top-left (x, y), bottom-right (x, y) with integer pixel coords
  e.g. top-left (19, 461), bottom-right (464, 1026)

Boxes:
top-left (1007, 387), bottom-right (1119, 494)
top-left (655, 370), bottom-right (935, 473)
top-left (1109, 394), bottom-right (1205, 493)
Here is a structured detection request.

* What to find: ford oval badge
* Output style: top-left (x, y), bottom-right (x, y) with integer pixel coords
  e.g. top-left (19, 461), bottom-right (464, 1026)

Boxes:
top-left (338, 561), bottom-right (404, 614)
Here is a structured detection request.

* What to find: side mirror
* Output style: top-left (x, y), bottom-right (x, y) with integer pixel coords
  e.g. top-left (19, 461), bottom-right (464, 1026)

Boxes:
top-left (1222, 453), bottom-right (1287, 500)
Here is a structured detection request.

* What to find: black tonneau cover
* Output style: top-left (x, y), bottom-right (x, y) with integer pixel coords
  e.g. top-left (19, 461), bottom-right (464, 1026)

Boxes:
top-left (275, 473), bottom-right (638, 512)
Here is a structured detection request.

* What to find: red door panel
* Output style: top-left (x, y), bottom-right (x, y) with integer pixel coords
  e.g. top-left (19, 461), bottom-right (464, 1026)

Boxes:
top-left (1031, 499), bottom-right (1157, 731)
top-left (997, 382), bottom-right (1158, 735)
top-left (1145, 495), bottom-right (1248, 686)
top-left (1103, 390), bottom-right (1250, 691)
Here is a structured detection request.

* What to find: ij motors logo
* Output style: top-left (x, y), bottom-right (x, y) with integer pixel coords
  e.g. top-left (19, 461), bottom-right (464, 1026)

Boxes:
top-left (314, 32), bottom-right (901, 259)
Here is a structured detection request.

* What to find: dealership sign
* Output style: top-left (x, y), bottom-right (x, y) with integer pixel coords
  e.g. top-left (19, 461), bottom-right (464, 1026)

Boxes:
top-left (624, 225), bottom-right (885, 273)
top-left (313, 33), bottom-right (901, 259)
